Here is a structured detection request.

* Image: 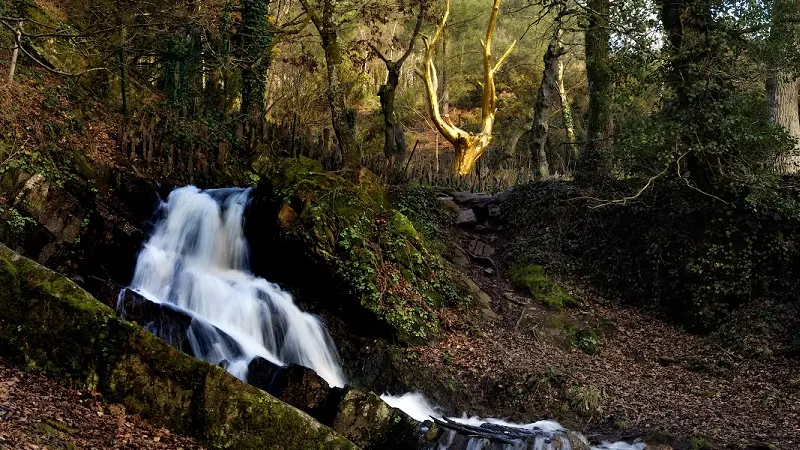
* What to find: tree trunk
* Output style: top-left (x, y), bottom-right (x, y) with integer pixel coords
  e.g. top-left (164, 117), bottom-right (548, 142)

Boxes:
top-left (767, 0), bottom-right (800, 173)
top-left (768, 74), bottom-right (800, 172)
top-left (557, 58), bottom-right (578, 162)
top-left (316, 2), bottom-right (359, 169)
top-left (7, 20), bottom-right (22, 85)
top-left (529, 25), bottom-right (566, 179)
top-left (441, 24), bottom-right (450, 117)
top-left (240, 0), bottom-right (272, 122)
top-left (581, 0), bottom-right (613, 178)
top-left (378, 64), bottom-right (407, 169)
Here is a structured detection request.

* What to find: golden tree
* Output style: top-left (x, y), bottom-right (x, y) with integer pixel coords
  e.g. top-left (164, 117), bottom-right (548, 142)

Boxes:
top-left (417, 0), bottom-right (516, 177)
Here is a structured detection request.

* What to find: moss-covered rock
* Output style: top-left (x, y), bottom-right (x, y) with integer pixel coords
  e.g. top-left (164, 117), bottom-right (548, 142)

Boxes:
top-left (509, 265), bottom-right (574, 308)
top-left (332, 389), bottom-right (419, 450)
top-left (249, 158), bottom-right (472, 343)
top-left (0, 245), bottom-right (357, 450)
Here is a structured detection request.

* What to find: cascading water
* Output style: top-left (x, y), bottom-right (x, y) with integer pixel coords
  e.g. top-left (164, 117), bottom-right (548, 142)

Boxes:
top-left (122, 186), bottom-right (345, 387)
top-left (381, 393), bottom-right (648, 450)
top-left (123, 185), bottom-right (645, 450)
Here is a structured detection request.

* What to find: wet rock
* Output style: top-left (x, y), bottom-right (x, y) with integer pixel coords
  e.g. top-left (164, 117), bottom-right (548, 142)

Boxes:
top-left (13, 174), bottom-right (86, 245)
top-left (246, 356), bottom-right (280, 391)
top-left (269, 363), bottom-right (332, 419)
top-left (332, 389), bottom-right (419, 449)
top-left (456, 209), bottom-right (477, 226)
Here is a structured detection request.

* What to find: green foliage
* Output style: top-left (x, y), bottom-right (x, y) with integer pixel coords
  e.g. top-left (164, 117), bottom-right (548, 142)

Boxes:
top-left (568, 327), bottom-right (600, 355)
top-left (503, 180), bottom-right (800, 340)
top-left (391, 185), bottom-right (455, 253)
top-left (0, 207), bottom-right (36, 235)
top-left (688, 435), bottom-right (712, 450)
top-left (266, 158), bottom-right (471, 342)
top-left (566, 385), bottom-right (605, 418)
top-left (509, 264), bottom-right (574, 308)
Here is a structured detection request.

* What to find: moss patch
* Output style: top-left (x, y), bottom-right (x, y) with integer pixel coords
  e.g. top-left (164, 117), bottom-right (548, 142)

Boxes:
top-left (509, 265), bottom-right (574, 308)
top-left (0, 245), bottom-right (357, 450)
top-left (261, 158), bottom-right (472, 343)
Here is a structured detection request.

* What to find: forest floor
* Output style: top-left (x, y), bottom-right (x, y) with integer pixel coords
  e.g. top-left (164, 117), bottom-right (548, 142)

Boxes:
top-left (0, 359), bottom-right (202, 450)
top-left (399, 217), bottom-right (800, 450)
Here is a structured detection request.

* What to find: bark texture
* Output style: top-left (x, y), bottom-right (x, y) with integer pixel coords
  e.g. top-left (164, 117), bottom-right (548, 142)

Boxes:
top-left (374, 2), bottom-right (425, 170)
top-left (300, 0), bottom-right (360, 169)
top-left (417, 0), bottom-right (516, 177)
top-left (581, 0), bottom-right (613, 177)
top-left (529, 20), bottom-right (567, 179)
top-left (240, 0), bottom-right (273, 121)
top-left (767, 0), bottom-right (800, 173)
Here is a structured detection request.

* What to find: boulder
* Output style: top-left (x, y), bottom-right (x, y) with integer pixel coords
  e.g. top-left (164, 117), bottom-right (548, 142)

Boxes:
top-left (456, 209), bottom-right (477, 226)
top-left (13, 173), bottom-right (86, 245)
top-left (332, 389), bottom-right (421, 449)
top-left (445, 245), bottom-right (470, 269)
top-left (0, 246), bottom-right (356, 449)
top-left (452, 192), bottom-right (493, 208)
top-left (437, 197), bottom-right (462, 216)
top-left (466, 239), bottom-right (495, 258)
top-left (246, 356), bottom-right (281, 391)
top-left (269, 363), bottom-right (333, 420)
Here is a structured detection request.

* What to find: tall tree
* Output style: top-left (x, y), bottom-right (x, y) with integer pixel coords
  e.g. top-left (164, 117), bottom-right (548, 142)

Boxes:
top-left (418, 0), bottom-right (516, 177)
top-left (298, 0), bottom-right (361, 169)
top-left (581, 0), bottom-right (612, 177)
top-left (240, 0), bottom-right (273, 121)
top-left (767, 0), bottom-right (800, 173)
top-left (371, 1), bottom-right (426, 170)
top-left (528, 3), bottom-right (571, 179)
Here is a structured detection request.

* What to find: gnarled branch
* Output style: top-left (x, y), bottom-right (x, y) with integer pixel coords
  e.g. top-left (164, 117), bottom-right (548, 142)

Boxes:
top-left (417, 0), bottom-right (515, 176)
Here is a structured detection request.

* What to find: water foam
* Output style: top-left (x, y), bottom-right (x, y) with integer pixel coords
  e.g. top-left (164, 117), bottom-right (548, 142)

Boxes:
top-left (381, 393), bottom-right (647, 450)
top-left (124, 186), bottom-right (345, 387)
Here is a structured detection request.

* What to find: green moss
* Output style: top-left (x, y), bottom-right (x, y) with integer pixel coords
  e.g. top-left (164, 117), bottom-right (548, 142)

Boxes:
top-left (568, 328), bottom-right (601, 355)
top-left (332, 389), bottom-right (418, 449)
top-left (509, 265), bottom-right (574, 308)
top-left (265, 158), bottom-right (473, 343)
top-left (0, 245), bottom-right (357, 450)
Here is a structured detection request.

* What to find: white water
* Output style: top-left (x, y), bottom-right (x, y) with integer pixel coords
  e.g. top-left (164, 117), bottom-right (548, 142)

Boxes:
top-left (382, 393), bottom-right (647, 450)
top-left (124, 186), bottom-right (346, 387)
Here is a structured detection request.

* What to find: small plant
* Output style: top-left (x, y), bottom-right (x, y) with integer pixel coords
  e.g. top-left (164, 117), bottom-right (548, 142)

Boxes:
top-left (509, 264), bottom-right (574, 308)
top-left (569, 327), bottom-right (601, 355)
top-left (689, 435), bottom-right (712, 450)
top-left (567, 384), bottom-right (605, 417)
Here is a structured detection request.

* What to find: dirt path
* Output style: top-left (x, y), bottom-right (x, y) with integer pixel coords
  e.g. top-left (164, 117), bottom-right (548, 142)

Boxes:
top-left (403, 195), bottom-right (800, 449)
top-left (0, 359), bottom-right (202, 450)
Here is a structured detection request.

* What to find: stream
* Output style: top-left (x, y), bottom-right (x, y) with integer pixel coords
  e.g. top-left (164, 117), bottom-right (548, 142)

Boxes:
top-left (122, 185), bottom-right (647, 450)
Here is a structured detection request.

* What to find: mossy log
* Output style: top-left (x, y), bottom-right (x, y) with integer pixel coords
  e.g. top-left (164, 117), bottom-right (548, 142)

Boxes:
top-left (0, 245), bottom-right (358, 450)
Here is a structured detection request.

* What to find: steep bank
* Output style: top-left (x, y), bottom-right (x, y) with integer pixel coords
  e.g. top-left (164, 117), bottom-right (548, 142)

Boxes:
top-left (0, 244), bottom-right (357, 449)
top-left (380, 186), bottom-right (799, 449)
top-left (0, 359), bottom-right (202, 449)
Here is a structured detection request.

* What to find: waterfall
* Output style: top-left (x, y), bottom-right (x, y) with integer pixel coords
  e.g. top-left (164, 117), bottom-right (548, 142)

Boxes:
top-left (124, 185), bottom-right (645, 449)
top-left (123, 186), bottom-right (346, 387)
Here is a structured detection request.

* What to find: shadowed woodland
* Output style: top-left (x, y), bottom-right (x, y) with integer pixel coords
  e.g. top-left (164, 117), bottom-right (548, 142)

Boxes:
top-left (1, 0), bottom-right (800, 448)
